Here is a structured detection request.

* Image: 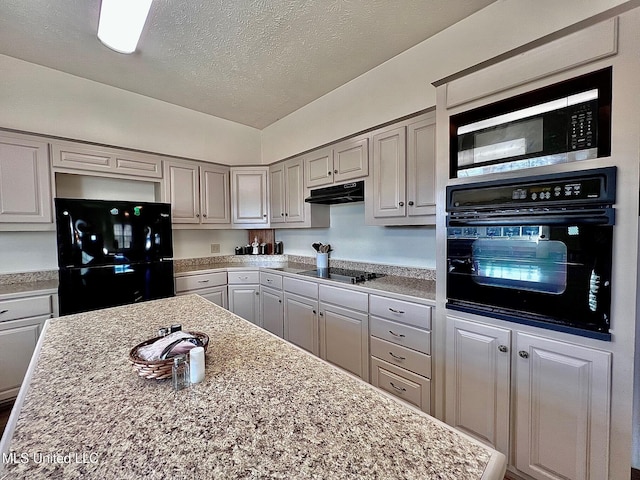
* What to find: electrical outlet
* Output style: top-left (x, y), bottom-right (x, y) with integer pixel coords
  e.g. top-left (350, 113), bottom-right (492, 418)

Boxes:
top-left (210, 243), bottom-right (220, 254)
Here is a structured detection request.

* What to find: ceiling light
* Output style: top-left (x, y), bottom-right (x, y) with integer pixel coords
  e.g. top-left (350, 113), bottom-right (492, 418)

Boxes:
top-left (98, 0), bottom-right (153, 54)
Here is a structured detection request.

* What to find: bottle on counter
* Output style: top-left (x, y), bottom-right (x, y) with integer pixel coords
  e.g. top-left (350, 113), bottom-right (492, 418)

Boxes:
top-left (189, 346), bottom-right (205, 384)
top-left (172, 354), bottom-right (190, 391)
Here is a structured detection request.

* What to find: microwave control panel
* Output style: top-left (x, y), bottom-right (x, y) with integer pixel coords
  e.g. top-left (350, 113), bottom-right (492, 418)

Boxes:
top-left (569, 101), bottom-right (597, 151)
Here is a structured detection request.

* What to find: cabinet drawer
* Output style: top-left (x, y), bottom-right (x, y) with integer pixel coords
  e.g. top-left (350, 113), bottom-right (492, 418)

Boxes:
top-left (370, 317), bottom-right (431, 355)
top-left (370, 336), bottom-right (431, 378)
top-left (319, 284), bottom-right (368, 312)
top-left (0, 295), bottom-right (52, 323)
top-left (260, 272), bottom-right (283, 289)
top-left (283, 276), bottom-right (318, 298)
top-left (369, 295), bottom-right (431, 329)
top-left (175, 271), bottom-right (227, 292)
top-left (228, 271), bottom-right (260, 284)
top-left (371, 357), bottom-right (431, 413)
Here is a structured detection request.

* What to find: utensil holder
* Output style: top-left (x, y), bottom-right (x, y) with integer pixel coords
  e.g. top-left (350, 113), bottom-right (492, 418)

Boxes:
top-left (317, 253), bottom-right (328, 269)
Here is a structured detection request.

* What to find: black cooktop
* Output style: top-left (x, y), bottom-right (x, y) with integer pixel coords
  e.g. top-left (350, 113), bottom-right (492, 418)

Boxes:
top-left (298, 267), bottom-right (383, 284)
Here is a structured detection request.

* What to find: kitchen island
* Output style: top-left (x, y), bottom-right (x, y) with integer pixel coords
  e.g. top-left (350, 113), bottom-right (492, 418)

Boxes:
top-left (0, 295), bottom-right (505, 479)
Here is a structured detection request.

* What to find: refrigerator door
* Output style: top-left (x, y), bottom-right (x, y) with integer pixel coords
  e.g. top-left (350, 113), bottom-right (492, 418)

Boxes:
top-left (58, 261), bottom-right (174, 316)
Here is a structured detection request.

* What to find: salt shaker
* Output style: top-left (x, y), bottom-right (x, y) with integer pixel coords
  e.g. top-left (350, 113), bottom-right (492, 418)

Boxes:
top-left (172, 354), bottom-right (190, 391)
top-left (189, 346), bottom-right (205, 384)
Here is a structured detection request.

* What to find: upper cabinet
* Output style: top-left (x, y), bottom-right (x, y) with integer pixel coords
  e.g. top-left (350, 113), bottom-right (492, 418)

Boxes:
top-left (163, 160), bottom-right (230, 227)
top-left (230, 167), bottom-right (269, 227)
top-left (0, 132), bottom-right (52, 227)
top-left (305, 136), bottom-right (369, 188)
top-left (366, 111), bottom-right (436, 226)
top-left (51, 141), bottom-right (162, 179)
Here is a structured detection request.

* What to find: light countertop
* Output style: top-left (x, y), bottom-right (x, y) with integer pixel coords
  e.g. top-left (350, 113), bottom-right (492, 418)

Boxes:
top-left (0, 295), bottom-right (504, 479)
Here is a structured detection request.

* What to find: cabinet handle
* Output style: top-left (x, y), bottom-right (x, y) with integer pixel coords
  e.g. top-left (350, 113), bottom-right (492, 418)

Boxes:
top-left (408, 201), bottom-right (414, 206)
top-left (240, 276), bottom-right (249, 280)
top-left (389, 352), bottom-right (406, 361)
top-left (389, 382), bottom-right (406, 392)
top-left (388, 308), bottom-right (405, 314)
top-left (389, 330), bottom-right (405, 338)
top-left (266, 279), bottom-right (273, 283)
top-left (0, 310), bottom-right (8, 315)
top-left (399, 201), bottom-right (404, 207)
top-left (519, 350), bottom-right (529, 359)
top-left (197, 280), bottom-right (210, 284)
top-left (498, 345), bottom-right (508, 353)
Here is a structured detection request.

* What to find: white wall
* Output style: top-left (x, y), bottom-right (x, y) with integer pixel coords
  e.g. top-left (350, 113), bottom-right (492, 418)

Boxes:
top-left (0, 232), bottom-right (57, 273)
top-left (0, 54), bottom-right (261, 166)
top-left (261, 0), bottom-right (640, 163)
top-left (275, 203), bottom-right (435, 268)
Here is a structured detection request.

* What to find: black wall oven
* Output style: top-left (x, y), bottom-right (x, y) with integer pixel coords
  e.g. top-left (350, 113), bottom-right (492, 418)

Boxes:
top-left (446, 167), bottom-right (616, 340)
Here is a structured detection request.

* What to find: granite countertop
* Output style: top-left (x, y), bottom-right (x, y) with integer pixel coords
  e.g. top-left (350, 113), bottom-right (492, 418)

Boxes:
top-left (0, 280), bottom-right (58, 300)
top-left (0, 295), bottom-right (505, 479)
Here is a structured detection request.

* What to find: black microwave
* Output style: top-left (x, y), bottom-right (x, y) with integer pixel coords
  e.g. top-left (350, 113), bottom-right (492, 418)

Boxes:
top-left (450, 68), bottom-right (612, 178)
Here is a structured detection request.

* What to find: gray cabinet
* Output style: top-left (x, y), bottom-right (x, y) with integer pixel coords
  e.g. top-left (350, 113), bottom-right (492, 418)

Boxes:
top-left (283, 277), bottom-right (319, 355)
top-left (260, 271), bottom-right (284, 337)
top-left (228, 270), bottom-right (260, 324)
top-left (230, 167), bottom-right (269, 227)
top-left (269, 157), bottom-right (305, 225)
top-left (304, 136), bottom-right (369, 188)
top-left (175, 270), bottom-right (227, 309)
top-left (0, 133), bottom-right (52, 225)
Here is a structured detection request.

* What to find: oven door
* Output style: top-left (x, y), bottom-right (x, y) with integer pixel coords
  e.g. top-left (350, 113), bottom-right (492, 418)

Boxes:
top-left (446, 221), bottom-right (612, 339)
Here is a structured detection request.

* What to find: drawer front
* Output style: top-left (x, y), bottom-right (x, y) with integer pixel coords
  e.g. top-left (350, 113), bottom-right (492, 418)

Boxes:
top-left (283, 276), bottom-right (318, 298)
top-left (371, 357), bottom-right (431, 413)
top-left (228, 271), bottom-right (260, 284)
top-left (370, 316), bottom-right (431, 355)
top-left (369, 295), bottom-right (431, 329)
top-left (260, 272), bottom-right (283, 289)
top-left (175, 271), bottom-right (227, 292)
top-left (0, 295), bottom-right (52, 322)
top-left (370, 336), bottom-right (431, 378)
top-left (319, 284), bottom-right (368, 312)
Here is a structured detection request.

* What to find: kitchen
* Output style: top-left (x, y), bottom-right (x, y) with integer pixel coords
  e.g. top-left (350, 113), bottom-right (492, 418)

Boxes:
top-left (1, 1), bottom-right (640, 479)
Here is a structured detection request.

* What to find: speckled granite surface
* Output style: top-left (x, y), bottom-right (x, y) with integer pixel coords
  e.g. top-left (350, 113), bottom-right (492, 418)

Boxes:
top-left (1, 295), bottom-right (502, 480)
top-left (0, 271), bottom-right (57, 286)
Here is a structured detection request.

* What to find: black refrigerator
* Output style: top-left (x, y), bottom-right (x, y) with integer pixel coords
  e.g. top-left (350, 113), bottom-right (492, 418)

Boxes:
top-left (55, 198), bottom-right (175, 316)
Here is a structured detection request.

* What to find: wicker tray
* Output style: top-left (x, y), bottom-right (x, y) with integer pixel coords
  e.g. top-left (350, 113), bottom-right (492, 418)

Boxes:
top-left (129, 331), bottom-right (209, 380)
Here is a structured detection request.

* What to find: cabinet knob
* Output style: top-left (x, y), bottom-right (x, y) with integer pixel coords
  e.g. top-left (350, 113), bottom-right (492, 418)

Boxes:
top-left (281, 213), bottom-right (285, 216)
top-left (312, 309), bottom-right (317, 314)
top-left (255, 292), bottom-right (260, 296)
top-left (278, 299), bottom-right (282, 303)
top-left (399, 201), bottom-right (405, 207)
top-left (334, 169), bottom-right (338, 174)
top-left (408, 201), bottom-right (414, 206)
top-left (263, 214), bottom-right (267, 218)
top-left (285, 213), bottom-right (288, 216)
top-left (319, 311), bottom-right (324, 316)
top-left (196, 213), bottom-right (200, 217)
top-left (202, 213), bottom-right (207, 217)
top-left (328, 171), bottom-right (332, 175)
top-left (518, 350), bottom-right (529, 359)
top-left (498, 345), bottom-right (508, 353)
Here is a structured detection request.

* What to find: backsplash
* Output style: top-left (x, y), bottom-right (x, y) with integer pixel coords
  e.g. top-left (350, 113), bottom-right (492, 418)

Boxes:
top-left (0, 270), bottom-right (58, 285)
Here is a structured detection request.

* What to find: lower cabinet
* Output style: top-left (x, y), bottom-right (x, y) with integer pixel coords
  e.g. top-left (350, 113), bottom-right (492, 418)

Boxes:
top-left (260, 286), bottom-right (283, 337)
top-left (445, 315), bottom-right (612, 480)
top-left (175, 271), bottom-right (227, 309)
top-left (283, 292), bottom-right (319, 356)
top-left (228, 285), bottom-right (260, 325)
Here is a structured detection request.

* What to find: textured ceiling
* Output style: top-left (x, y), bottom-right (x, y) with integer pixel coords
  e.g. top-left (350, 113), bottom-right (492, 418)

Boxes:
top-left (0, 0), bottom-right (496, 129)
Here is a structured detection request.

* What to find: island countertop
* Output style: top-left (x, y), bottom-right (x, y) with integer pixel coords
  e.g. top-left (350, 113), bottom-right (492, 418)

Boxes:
top-left (0, 295), bottom-right (505, 479)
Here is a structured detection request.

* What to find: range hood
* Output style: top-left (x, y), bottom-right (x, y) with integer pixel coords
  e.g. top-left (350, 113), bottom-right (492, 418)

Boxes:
top-left (304, 180), bottom-right (364, 205)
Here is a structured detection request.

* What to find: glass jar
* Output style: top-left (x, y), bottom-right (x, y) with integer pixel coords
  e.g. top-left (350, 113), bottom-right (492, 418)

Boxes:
top-left (172, 354), bottom-right (190, 391)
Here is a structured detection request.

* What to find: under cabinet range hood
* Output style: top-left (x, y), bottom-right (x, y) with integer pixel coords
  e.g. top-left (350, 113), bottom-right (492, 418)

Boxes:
top-left (304, 181), bottom-right (364, 204)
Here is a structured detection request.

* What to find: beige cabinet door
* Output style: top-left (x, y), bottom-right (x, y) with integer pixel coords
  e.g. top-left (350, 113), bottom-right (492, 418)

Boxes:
top-left (284, 292), bottom-right (318, 355)
top-left (319, 303), bottom-right (369, 380)
top-left (269, 163), bottom-right (285, 224)
top-left (333, 137), bottom-right (369, 183)
top-left (260, 286), bottom-right (284, 338)
top-left (228, 285), bottom-right (260, 325)
top-left (0, 134), bottom-right (51, 224)
top-left (230, 168), bottom-right (269, 226)
top-left (164, 161), bottom-right (200, 223)
top-left (284, 158), bottom-right (305, 223)
top-left (0, 315), bottom-right (48, 402)
top-left (515, 333), bottom-right (611, 480)
top-left (372, 126), bottom-right (406, 218)
top-left (445, 317), bottom-right (511, 455)
top-left (305, 147), bottom-right (334, 188)
top-left (406, 115), bottom-right (436, 218)
top-left (200, 164), bottom-right (230, 224)
top-left (198, 286), bottom-right (228, 309)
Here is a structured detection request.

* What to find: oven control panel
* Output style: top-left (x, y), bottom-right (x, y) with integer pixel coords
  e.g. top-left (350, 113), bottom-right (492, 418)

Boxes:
top-left (511, 179), bottom-right (599, 203)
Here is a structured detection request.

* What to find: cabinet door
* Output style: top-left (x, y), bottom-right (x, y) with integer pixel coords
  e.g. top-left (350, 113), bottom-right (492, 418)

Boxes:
top-left (230, 168), bottom-right (269, 225)
top-left (445, 317), bottom-right (511, 455)
top-left (198, 286), bottom-right (228, 309)
top-left (515, 333), bottom-right (611, 480)
top-left (0, 315), bottom-right (48, 402)
top-left (284, 292), bottom-right (318, 355)
top-left (200, 164), bottom-right (230, 224)
top-left (164, 161), bottom-right (200, 223)
top-left (260, 286), bottom-right (284, 337)
top-left (333, 137), bottom-right (369, 183)
top-left (319, 304), bottom-right (368, 380)
top-left (228, 285), bottom-right (260, 325)
top-left (0, 135), bottom-right (51, 223)
top-left (284, 158), bottom-right (305, 223)
top-left (305, 147), bottom-right (334, 187)
top-left (406, 116), bottom-right (436, 218)
top-left (372, 126), bottom-right (406, 218)
top-left (269, 163), bottom-right (286, 224)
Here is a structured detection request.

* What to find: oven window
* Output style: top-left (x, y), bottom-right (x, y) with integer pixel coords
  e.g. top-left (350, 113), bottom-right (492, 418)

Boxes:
top-left (471, 238), bottom-right (567, 294)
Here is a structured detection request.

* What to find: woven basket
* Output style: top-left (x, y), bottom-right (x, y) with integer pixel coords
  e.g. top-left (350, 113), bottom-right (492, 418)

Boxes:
top-left (129, 331), bottom-right (209, 380)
